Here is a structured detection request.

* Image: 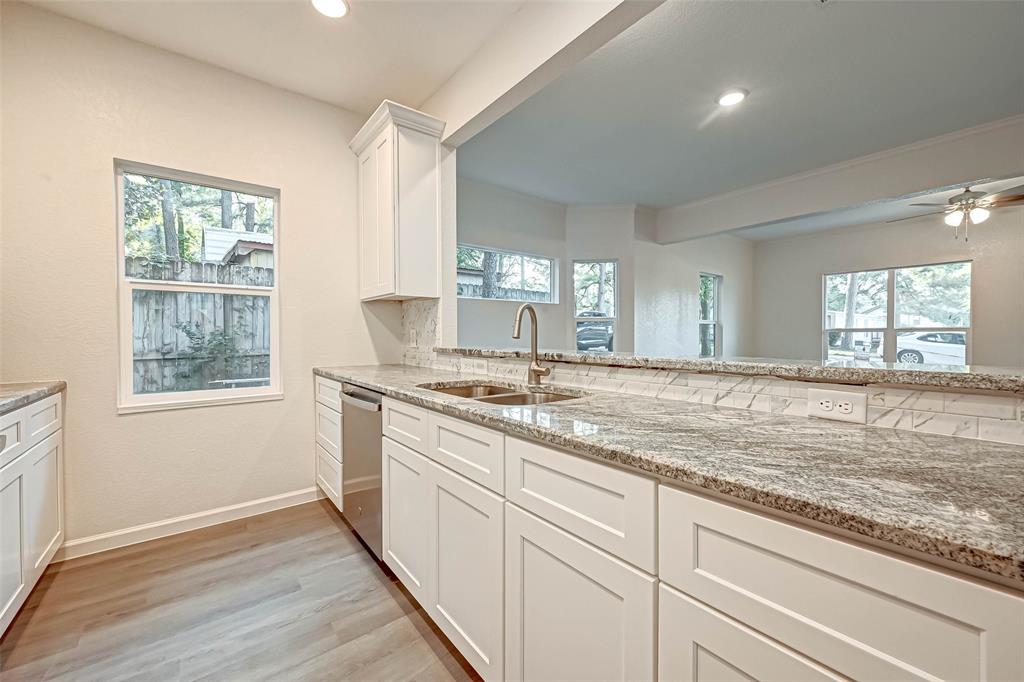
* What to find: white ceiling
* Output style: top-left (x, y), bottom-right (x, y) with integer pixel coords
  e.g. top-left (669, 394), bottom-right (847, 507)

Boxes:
top-left (730, 175), bottom-right (1024, 241)
top-left (32, 0), bottom-right (525, 114)
top-left (458, 0), bottom-right (1024, 208)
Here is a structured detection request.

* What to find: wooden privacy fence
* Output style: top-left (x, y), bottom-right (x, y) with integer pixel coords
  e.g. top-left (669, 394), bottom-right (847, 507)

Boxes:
top-left (128, 257), bottom-right (272, 394)
top-left (456, 282), bottom-right (551, 303)
top-left (126, 256), bottom-right (274, 287)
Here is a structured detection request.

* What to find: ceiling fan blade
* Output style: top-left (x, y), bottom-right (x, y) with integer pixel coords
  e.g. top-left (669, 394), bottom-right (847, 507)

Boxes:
top-left (887, 210), bottom-right (946, 223)
top-left (984, 184), bottom-right (1024, 203)
top-left (908, 202), bottom-right (950, 207)
top-left (988, 196), bottom-right (1024, 208)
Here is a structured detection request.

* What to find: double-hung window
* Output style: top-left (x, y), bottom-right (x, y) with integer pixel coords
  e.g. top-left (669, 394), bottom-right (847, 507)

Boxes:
top-left (116, 161), bottom-right (281, 412)
top-left (456, 244), bottom-right (556, 303)
top-left (573, 260), bottom-right (617, 352)
top-left (698, 273), bottom-right (722, 357)
top-left (823, 261), bottom-right (971, 366)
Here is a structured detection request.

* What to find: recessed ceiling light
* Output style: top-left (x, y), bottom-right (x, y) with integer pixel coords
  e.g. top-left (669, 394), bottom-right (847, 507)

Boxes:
top-left (312, 0), bottom-right (348, 18)
top-left (717, 89), bottom-right (748, 107)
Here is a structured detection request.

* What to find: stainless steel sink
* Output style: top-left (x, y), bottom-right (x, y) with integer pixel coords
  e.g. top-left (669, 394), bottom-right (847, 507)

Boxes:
top-left (417, 383), bottom-right (514, 398)
top-left (475, 391), bottom-right (578, 406)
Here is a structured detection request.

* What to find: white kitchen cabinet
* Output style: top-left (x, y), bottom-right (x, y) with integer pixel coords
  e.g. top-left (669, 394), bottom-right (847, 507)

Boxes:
top-left (504, 504), bottom-right (656, 682)
top-left (659, 485), bottom-right (1024, 681)
top-left (659, 584), bottom-right (844, 682)
top-left (313, 376), bottom-right (343, 512)
top-left (349, 100), bottom-right (444, 301)
top-left (381, 436), bottom-right (434, 606)
top-left (1, 396), bottom-right (64, 635)
top-left (427, 461), bottom-right (504, 682)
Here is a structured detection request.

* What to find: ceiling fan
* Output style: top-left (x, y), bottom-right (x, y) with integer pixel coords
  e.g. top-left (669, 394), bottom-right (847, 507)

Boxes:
top-left (887, 183), bottom-right (1024, 240)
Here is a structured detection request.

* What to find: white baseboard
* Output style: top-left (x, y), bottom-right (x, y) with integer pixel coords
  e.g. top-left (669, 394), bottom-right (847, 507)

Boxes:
top-left (54, 486), bottom-right (322, 562)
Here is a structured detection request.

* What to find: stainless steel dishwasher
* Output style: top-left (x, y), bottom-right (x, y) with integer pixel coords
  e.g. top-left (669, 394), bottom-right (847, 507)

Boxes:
top-left (340, 383), bottom-right (384, 559)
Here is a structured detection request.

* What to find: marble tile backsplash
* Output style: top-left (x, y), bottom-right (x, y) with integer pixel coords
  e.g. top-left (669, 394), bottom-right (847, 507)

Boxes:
top-left (403, 348), bottom-right (1024, 446)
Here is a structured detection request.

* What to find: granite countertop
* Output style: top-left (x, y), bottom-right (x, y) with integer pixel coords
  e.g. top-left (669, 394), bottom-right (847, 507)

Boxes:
top-left (436, 346), bottom-right (1024, 394)
top-left (315, 364), bottom-right (1024, 586)
top-left (0, 381), bottom-right (66, 417)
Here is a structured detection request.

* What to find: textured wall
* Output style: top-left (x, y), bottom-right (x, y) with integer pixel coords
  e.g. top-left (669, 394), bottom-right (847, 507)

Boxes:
top-left (0, 3), bottom-right (403, 541)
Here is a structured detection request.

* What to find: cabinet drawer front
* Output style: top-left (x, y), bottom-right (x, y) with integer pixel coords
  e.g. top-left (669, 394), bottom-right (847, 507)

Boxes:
top-left (382, 398), bottom-right (429, 453)
top-left (315, 444), bottom-right (342, 512)
top-left (505, 504), bottom-right (656, 682)
top-left (659, 486), bottom-right (1024, 681)
top-left (314, 376), bottom-right (343, 412)
top-left (659, 584), bottom-right (844, 682)
top-left (0, 410), bottom-right (25, 470)
top-left (26, 394), bottom-right (61, 444)
top-left (429, 462), bottom-right (504, 682)
top-left (314, 403), bottom-right (343, 460)
top-left (505, 437), bottom-right (656, 572)
top-left (427, 413), bottom-right (504, 494)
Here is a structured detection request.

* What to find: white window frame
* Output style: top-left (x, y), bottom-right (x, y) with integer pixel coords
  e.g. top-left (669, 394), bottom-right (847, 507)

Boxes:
top-left (115, 160), bottom-right (283, 413)
top-left (573, 259), bottom-right (618, 352)
top-left (698, 272), bottom-right (723, 358)
top-left (455, 243), bottom-right (558, 303)
top-left (821, 259), bottom-right (972, 365)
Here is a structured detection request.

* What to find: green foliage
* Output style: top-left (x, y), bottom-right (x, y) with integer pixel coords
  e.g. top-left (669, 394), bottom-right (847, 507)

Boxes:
top-left (173, 321), bottom-right (242, 381)
top-left (123, 172), bottom-right (274, 263)
top-left (573, 261), bottom-right (616, 316)
top-left (456, 245), bottom-right (483, 270)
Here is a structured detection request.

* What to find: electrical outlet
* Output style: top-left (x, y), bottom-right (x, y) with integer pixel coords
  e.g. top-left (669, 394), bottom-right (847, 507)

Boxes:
top-left (807, 389), bottom-right (867, 423)
top-left (410, 329), bottom-right (418, 348)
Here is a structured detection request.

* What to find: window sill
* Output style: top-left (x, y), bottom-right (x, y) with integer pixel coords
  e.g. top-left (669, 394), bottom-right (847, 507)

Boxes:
top-left (118, 391), bottom-right (284, 415)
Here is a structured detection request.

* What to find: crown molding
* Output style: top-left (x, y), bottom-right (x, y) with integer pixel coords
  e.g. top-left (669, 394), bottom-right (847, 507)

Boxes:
top-left (349, 100), bottom-right (446, 154)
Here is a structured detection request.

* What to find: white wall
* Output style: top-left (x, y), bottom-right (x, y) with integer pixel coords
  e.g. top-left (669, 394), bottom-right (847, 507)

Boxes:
top-left (752, 207), bottom-right (1024, 365)
top-left (635, 234), bottom-right (754, 357)
top-left (456, 177), bottom-right (568, 349)
top-left (564, 205), bottom-right (637, 352)
top-left (0, 3), bottom-right (403, 542)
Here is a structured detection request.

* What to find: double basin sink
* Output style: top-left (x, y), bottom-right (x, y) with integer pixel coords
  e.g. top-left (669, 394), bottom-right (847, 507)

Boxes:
top-left (417, 382), bottom-right (580, 405)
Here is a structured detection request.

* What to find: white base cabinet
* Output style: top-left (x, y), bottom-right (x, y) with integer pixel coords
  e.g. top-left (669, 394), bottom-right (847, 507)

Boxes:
top-left (382, 435), bottom-right (505, 682)
top-left (504, 504), bottom-right (656, 682)
top-left (366, 396), bottom-right (1024, 682)
top-left (313, 377), bottom-right (343, 512)
top-left (1, 394), bottom-right (64, 635)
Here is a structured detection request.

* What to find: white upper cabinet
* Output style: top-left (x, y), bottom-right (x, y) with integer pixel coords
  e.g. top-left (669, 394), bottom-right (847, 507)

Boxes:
top-left (350, 100), bottom-right (444, 301)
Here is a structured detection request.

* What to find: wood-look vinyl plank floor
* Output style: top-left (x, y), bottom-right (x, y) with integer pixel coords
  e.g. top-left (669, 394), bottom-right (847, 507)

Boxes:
top-left (0, 500), bottom-right (481, 682)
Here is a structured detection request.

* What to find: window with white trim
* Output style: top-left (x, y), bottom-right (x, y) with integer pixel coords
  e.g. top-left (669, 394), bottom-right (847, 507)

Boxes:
top-left (573, 260), bottom-right (617, 352)
top-left (823, 261), bottom-right (971, 366)
top-left (116, 161), bottom-right (281, 412)
top-left (698, 273), bottom-right (722, 357)
top-left (456, 244), bottom-right (556, 303)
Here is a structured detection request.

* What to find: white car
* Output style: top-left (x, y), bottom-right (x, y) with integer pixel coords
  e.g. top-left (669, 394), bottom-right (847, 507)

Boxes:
top-left (894, 331), bottom-right (966, 365)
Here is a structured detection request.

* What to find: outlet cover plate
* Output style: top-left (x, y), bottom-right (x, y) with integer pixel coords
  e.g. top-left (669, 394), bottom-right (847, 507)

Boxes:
top-left (807, 388), bottom-right (867, 424)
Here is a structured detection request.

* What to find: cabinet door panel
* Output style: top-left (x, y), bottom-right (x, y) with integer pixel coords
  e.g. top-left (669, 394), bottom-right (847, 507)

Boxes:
top-left (382, 437), bottom-right (432, 604)
top-left (429, 462), bottom-right (504, 682)
top-left (24, 433), bottom-right (62, 574)
top-left (505, 504), bottom-right (655, 682)
top-left (659, 584), bottom-right (846, 682)
top-left (0, 464), bottom-right (27, 633)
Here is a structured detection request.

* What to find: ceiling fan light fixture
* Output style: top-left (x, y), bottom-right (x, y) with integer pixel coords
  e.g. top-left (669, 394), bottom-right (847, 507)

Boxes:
top-left (969, 207), bottom-right (990, 224)
top-left (312, 0), bottom-right (348, 18)
top-left (717, 89), bottom-right (748, 107)
top-left (944, 210), bottom-right (964, 227)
